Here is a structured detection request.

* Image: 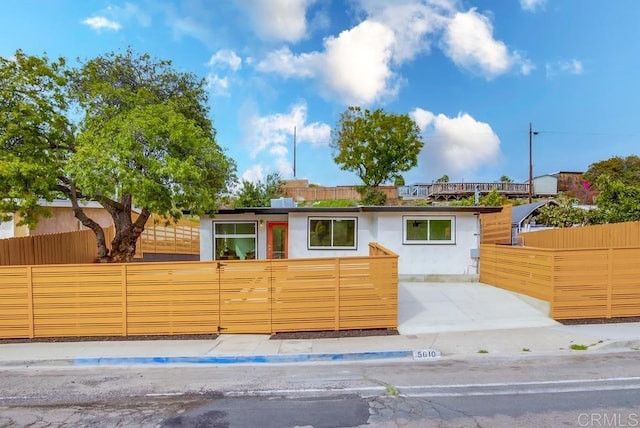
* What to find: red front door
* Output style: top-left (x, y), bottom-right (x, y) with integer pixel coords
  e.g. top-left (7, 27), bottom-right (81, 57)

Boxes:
top-left (267, 222), bottom-right (288, 259)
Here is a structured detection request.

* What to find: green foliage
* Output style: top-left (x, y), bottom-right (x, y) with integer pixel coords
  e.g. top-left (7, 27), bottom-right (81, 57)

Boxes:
top-left (331, 106), bottom-right (423, 187)
top-left (480, 189), bottom-right (509, 207)
top-left (232, 173), bottom-right (283, 208)
top-left (0, 49), bottom-right (236, 261)
top-left (393, 175), bottom-right (405, 186)
top-left (310, 199), bottom-right (358, 207)
top-left (499, 175), bottom-right (513, 183)
top-left (589, 175), bottom-right (640, 223)
top-left (583, 155), bottom-right (640, 188)
top-left (435, 174), bottom-right (450, 183)
top-left (359, 187), bottom-right (387, 206)
top-left (534, 197), bottom-right (589, 227)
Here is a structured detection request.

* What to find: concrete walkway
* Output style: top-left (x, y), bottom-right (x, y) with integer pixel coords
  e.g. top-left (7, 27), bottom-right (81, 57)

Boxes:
top-left (0, 282), bottom-right (638, 367)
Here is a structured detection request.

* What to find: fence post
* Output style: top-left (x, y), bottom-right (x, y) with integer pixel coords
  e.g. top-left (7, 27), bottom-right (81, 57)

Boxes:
top-left (122, 264), bottom-right (128, 336)
top-left (27, 265), bottom-right (34, 338)
top-left (334, 258), bottom-right (340, 331)
top-left (607, 248), bottom-right (613, 318)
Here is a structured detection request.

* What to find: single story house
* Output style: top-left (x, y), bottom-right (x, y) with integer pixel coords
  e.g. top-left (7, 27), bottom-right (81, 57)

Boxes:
top-left (0, 199), bottom-right (114, 239)
top-left (199, 204), bottom-right (502, 280)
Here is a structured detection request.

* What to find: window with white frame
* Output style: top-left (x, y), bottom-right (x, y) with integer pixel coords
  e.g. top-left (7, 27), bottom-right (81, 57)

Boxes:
top-left (308, 217), bottom-right (357, 249)
top-left (403, 216), bottom-right (455, 244)
top-left (213, 222), bottom-right (257, 260)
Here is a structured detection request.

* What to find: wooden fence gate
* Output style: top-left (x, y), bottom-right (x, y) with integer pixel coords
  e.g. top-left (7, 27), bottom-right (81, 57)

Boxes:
top-left (0, 244), bottom-right (398, 339)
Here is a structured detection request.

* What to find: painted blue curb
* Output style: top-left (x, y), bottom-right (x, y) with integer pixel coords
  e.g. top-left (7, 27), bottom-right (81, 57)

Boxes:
top-left (74, 350), bottom-right (413, 366)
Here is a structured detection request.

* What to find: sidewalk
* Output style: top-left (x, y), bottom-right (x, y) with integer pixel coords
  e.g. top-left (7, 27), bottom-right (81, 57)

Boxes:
top-left (0, 283), bottom-right (638, 367)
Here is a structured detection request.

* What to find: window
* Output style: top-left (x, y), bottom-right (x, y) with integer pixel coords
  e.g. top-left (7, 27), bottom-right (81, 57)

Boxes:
top-left (213, 222), bottom-right (257, 260)
top-left (403, 216), bottom-right (455, 244)
top-left (308, 217), bottom-right (357, 249)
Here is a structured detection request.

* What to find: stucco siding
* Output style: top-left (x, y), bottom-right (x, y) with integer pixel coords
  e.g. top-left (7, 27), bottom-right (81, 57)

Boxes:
top-left (287, 212), bottom-right (373, 258)
top-left (373, 212), bottom-right (479, 276)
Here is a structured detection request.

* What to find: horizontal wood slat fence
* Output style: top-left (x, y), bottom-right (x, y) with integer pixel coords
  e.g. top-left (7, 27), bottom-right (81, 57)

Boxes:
top-left (0, 243), bottom-right (398, 339)
top-left (1, 215), bottom-right (200, 266)
top-left (0, 227), bottom-right (115, 266)
top-left (139, 216), bottom-right (200, 255)
top-left (520, 221), bottom-right (640, 248)
top-left (480, 244), bottom-right (640, 320)
top-left (479, 204), bottom-right (512, 245)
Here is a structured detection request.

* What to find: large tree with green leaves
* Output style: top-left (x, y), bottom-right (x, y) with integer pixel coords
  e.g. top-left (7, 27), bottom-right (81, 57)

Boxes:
top-left (331, 106), bottom-right (423, 189)
top-left (232, 173), bottom-right (283, 208)
top-left (582, 155), bottom-right (640, 187)
top-left (0, 49), bottom-right (236, 262)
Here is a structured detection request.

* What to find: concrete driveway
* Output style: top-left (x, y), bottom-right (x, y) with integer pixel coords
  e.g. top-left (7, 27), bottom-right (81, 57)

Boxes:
top-left (398, 282), bottom-right (559, 335)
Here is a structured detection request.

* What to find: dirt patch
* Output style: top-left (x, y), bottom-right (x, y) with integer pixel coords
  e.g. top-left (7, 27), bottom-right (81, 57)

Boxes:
top-left (270, 329), bottom-right (399, 340)
top-left (558, 317), bottom-right (640, 325)
top-left (0, 334), bottom-right (219, 344)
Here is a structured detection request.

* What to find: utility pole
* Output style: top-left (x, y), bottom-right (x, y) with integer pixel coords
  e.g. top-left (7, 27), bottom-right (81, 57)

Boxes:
top-left (528, 123), bottom-right (539, 203)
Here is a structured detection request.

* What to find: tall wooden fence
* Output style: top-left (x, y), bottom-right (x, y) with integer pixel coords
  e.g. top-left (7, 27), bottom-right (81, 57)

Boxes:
top-left (139, 216), bottom-right (200, 255)
top-left (0, 243), bottom-right (398, 339)
top-left (480, 244), bottom-right (640, 319)
top-left (520, 221), bottom-right (640, 248)
top-left (480, 204), bottom-right (512, 244)
top-left (283, 185), bottom-right (399, 203)
top-left (0, 227), bottom-right (115, 266)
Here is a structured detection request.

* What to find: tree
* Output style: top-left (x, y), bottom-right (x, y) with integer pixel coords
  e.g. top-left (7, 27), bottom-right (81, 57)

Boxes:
top-left (589, 175), bottom-right (640, 224)
top-left (0, 49), bottom-right (236, 262)
top-left (480, 189), bottom-right (509, 207)
top-left (331, 106), bottom-right (423, 188)
top-left (534, 197), bottom-right (590, 228)
top-left (499, 175), bottom-right (513, 183)
top-left (435, 174), bottom-right (450, 183)
top-left (582, 155), bottom-right (640, 188)
top-left (232, 173), bottom-right (283, 208)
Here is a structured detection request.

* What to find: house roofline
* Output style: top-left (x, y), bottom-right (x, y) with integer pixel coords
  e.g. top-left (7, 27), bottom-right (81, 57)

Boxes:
top-left (198, 205), bottom-right (502, 216)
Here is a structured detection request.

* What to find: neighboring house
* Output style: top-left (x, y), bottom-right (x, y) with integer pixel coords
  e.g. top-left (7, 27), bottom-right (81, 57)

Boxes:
top-left (199, 203), bottom-right (501, 280)
top-left (0, 199), bottom-right (115, 238)
top-left (530, 174), bottom-right (558, 197)
top-left (511, 201), bottom-right (559, 244)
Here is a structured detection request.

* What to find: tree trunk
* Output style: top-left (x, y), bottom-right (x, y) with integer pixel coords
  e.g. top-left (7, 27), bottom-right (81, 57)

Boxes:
top-left (108, 207), bottom-right (150, 263)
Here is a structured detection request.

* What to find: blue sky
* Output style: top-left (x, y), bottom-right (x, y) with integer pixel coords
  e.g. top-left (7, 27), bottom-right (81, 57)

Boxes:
top-left (2, 0), bottom-right (640, 187)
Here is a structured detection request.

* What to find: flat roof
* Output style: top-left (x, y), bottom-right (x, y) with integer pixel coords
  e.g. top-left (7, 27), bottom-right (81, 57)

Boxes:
top-left (209, 205), bottom-right (502, 215)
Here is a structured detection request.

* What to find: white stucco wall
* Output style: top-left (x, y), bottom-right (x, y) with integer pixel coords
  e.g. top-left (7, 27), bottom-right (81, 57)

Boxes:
top-left (200, 213), bottom-right (288, 261)
top-left (287, 212), bottom-right (374, 259)
top-left (371, 212), bottom-right (480, 276)
top-left (199, 210), bottom-right (482, 276)
top-left (0, 217), bottom-right (14, 239)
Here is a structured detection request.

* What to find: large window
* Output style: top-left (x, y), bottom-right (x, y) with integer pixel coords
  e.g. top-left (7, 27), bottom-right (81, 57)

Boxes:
top-left (308, 217), bottom-right (357, 249)
top-left (403, 216), bottom-right (455, 244)
top-left (213, 222), bottom-right (257, 260)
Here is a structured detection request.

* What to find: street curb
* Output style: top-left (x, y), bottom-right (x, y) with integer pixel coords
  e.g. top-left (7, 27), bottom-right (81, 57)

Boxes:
top-left (73, 350), bottom-right (415, 366)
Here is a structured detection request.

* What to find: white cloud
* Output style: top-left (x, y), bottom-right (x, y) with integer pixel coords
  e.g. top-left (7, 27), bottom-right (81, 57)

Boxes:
top-left (353, 0), bottom-right (453, 63)
top-left (241, 102), bottom-right (330, 178)
top-left (82, 16), bottom-right (122, 31)
top-left (239, 0), bottom-right (314, 43)
top-left (206, 74), bottom-right (230, 96)
top-left (256, 1), bottom-right (531, 104)
top-left (520, 0), bottom-right (547, 12)
top-left (410, 108), bottom-right (501, 177)
top-left (546, 59), bottom-right (584, 78)
top-left (257, 20), bottom-right (398, 105)
top-left (441, 9), bottom-right (529, 79)
top-left (207, 49), bottom-right (242, 71)
top-left (83, 3), bottom-right (150, 32)
top-left (243, 101), bottom-right (331, 156)
top-left (241, 164), bottom-right (266, 183)
top-left (256, 47), bottom-right (317, 78)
